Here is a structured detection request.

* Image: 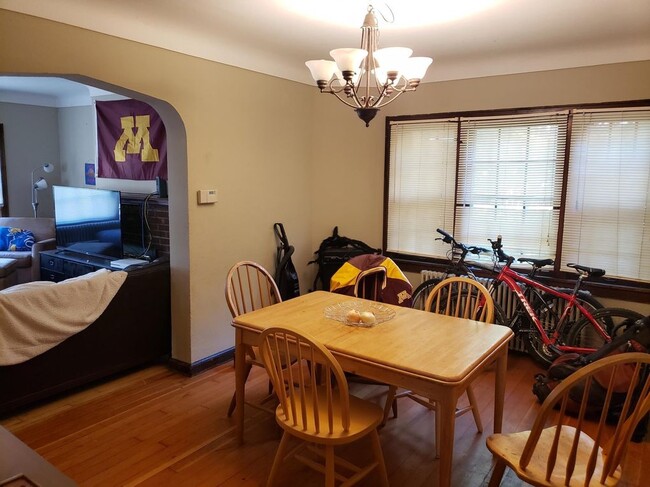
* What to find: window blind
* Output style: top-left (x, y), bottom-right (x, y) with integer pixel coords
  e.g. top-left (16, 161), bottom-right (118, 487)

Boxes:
top-left (386, 120), bottom-right (457, 257)
top-left (456, 113), bottom-right (568, 259)
top-left (563, 109), bottom-right (650, 281)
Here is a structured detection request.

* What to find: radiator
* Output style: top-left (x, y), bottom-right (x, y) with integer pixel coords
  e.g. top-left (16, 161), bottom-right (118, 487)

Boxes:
top-left (420, 270), bottom-right (527, 352)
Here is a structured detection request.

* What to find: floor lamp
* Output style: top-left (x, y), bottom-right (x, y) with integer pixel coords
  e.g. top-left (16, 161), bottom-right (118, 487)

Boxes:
top-left (31, 163), bottom-right (54, 218)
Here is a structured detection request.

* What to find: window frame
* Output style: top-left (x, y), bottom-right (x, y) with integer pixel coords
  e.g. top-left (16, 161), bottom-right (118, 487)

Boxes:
top-left (383, 100), bottom-right (650, 302)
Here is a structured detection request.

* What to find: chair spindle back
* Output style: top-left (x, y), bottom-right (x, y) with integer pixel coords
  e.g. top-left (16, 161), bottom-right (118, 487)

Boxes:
top-left (354, 266), bottom-right (388, 302)
top-left (424, 276), bottom-right (495, 323)
top-left (225, 261), bottom-right (281, 318)
top-left (259, 327), bottom-right (351, 435)
top-left (521, 352), bottom-right (650, 485)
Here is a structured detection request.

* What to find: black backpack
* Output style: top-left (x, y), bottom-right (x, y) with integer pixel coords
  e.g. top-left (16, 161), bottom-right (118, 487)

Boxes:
top-left (308, 227), bottom-right (380, 291)
top-left (273, 223), bottom-right (300, 301)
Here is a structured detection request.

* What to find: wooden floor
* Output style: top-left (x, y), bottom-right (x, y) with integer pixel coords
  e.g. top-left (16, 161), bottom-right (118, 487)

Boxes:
top-left (2, 352), bottom-right (647, 486)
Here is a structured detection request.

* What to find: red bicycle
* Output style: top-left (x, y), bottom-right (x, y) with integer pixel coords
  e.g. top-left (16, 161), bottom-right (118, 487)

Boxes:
top-left (487, 236), bottom-right (643, 366)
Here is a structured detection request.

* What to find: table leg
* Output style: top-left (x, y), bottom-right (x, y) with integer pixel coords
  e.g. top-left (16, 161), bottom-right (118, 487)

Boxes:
top-left (437, 393), bottom-right (456, 487)
top-left (235, 328), bottom-right (246, 445)
top-left (493, 347), bottom-right (508, 434)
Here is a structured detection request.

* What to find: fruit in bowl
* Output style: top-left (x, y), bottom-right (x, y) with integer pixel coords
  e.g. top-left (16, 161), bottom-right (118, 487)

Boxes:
top-left (359, 311), bottom-right (376, 325)
top-left (345, 309), bottom-right (376, 325)
top-left (346, 309), bottom-right (361, 323)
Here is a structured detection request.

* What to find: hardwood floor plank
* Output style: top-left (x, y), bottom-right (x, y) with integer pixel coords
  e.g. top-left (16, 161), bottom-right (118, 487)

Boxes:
top-left (1, 354), bottom-right (646, 486)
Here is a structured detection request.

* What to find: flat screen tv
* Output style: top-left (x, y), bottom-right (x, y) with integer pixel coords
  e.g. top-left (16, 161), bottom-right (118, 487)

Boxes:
top-left (53, 185), bottom-right (123, 259)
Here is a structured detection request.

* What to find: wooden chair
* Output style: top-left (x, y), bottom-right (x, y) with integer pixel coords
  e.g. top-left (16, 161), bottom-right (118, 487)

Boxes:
top-left (259, 326), bottom-right (389, 487)
top-left (225, 261), bottom-right (282, 417)
top-left (353, 266), bottom-right (387, 301)
top-left (384, 276), bottom-right (495, 451)
top-left (486, 352), bottom-right (650, 486)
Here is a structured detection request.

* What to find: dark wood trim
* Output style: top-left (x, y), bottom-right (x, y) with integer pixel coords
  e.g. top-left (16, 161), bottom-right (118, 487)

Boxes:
top-left (453, 119), bottom-right (461, 229)
top-left (0, 125), bottom-right (9, 217)
top-left (168, 347), bottom-right (235, 377)
top-left (382, 118), bottom-right (392, 251)
top-left (554, 110), bottom-right (573, 271)
top-left (386, 99), bottom-right (650, 125)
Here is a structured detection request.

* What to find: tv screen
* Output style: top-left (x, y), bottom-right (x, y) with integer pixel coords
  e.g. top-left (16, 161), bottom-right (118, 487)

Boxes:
top-left (53, 186), bottom-right (123, 259)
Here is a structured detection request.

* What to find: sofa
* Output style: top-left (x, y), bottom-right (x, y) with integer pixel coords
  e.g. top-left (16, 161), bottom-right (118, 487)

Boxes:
top-left (0, 217), bottom-right (56, 283)
top-left (0, 256), bottom-right (171, 415)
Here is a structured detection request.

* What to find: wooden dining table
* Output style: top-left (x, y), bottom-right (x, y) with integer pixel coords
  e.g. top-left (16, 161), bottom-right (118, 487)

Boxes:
top-left (232, 290), bottom-right (513, 487)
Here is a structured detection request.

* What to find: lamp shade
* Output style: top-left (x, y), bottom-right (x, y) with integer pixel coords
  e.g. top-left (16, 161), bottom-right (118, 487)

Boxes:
top-left (305, 60), bottom-right (338, 82)
top-left (373, 47), bottom-right (413, 72)
top-left (33, 177), bottom-right (48, 191)
top-left (401, 57), bottom-right (433, 80)
top-left (330, 48), bottom-right (368, 73)
top-left (43, 163), bottom-right (55, 173)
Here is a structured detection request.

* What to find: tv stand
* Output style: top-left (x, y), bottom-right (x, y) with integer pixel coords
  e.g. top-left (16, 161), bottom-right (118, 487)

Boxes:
top-left (40, 250), bottom-right (119, 282)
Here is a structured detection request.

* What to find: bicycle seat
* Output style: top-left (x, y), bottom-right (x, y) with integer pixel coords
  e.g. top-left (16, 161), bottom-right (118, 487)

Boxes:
top-left (518, 257), bottom-right (554, 269)
top-left (567, 263), bottom-right (606, 278)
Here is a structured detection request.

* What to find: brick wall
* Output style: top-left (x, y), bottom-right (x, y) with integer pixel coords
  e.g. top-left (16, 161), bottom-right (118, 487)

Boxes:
top-left (121, 195), bottom-right (169, 258)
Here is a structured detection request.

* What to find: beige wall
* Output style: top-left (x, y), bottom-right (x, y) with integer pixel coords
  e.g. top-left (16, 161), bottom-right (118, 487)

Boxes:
top-left (0, 9), bottom-right (315, 363)
top-left (2, 9), bottom-right (648, 364)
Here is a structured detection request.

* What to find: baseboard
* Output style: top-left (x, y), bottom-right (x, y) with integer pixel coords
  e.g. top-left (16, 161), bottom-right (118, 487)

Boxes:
top-left (168, 347), bottom-right (234, 376)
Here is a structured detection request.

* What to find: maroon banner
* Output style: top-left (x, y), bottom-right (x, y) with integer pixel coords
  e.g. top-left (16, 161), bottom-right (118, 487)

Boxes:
top-left (96, 99), bottom-right (167, 180)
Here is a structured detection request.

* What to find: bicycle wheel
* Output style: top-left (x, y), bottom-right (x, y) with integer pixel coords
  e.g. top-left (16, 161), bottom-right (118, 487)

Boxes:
top-left (566, 307), bottom-right (644, 351)
top-left (523, 290), bottom-right (604, 367)
top-left (411, 278), bottom-right (442, 311)
top-left (492, 302), bottom-right (508, 327)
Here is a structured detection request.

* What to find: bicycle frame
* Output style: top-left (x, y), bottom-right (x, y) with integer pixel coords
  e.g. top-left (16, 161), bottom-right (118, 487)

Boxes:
top-left (491, 264), bottom-right (611, 354)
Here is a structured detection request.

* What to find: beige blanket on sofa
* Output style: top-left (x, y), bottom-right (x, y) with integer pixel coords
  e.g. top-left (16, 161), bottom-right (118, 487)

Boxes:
top-left (0, 269), bottom-right (127, 365)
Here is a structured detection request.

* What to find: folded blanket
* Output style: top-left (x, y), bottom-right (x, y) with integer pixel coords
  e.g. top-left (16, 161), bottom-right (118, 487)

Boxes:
top-left (0, 269), bottom-right (127, 365)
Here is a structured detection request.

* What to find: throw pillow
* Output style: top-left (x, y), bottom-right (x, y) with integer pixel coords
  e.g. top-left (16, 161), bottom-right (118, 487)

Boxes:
top-left (0, 227), bottom-right (35, 251)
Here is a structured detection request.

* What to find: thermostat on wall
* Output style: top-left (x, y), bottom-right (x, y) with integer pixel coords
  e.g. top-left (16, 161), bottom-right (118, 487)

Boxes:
top-left (197, 189), bottom-right (218, 204)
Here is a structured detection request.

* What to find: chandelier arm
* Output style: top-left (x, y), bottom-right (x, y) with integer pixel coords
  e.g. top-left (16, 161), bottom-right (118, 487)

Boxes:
top-left (372, 88), bottom-right (409, 109)
top-left (329, 89), bottom-right (363, 109)
top-left (370, 74), bottom-right (418, 108)
top-left (325, 79), bottom-right (363, 108)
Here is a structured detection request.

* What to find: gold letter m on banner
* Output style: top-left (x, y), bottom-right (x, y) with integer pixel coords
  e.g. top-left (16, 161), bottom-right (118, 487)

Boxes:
top-left (113, 115), bottom-right (160, 162)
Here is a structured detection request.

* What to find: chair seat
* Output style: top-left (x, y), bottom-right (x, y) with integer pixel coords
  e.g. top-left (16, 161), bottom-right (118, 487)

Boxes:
top-left (487, 426), bottom-right (622, 486)
top-left (276, 386), bottom-right (384, 444)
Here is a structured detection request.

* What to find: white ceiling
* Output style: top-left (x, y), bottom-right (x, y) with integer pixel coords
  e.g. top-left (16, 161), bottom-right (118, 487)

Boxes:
top-left (1, 0), bottom-right (649, 101)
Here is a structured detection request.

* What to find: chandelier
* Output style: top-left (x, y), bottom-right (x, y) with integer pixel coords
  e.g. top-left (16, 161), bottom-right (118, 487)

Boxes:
top-left (305, 5), bottom-right (432, 127)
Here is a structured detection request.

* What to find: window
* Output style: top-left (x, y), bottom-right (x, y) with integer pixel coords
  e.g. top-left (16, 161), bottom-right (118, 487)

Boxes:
top-left (563, 109), bottom-right (650, 281)
top-left (385, 105), bottom-right (650, 283)
top-left (456, 114), bottom-right (567, 258)
top-left (387, 120), bottom-right (457, 258)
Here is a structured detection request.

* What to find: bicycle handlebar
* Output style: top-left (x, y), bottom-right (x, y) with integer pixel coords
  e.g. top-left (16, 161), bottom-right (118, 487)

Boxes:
top-left (436, 228), bottom-right (455, 245)
top-left (436, 228), bottom-right (492, 261)
top-left (488, 235), bottom-right (514, 265)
